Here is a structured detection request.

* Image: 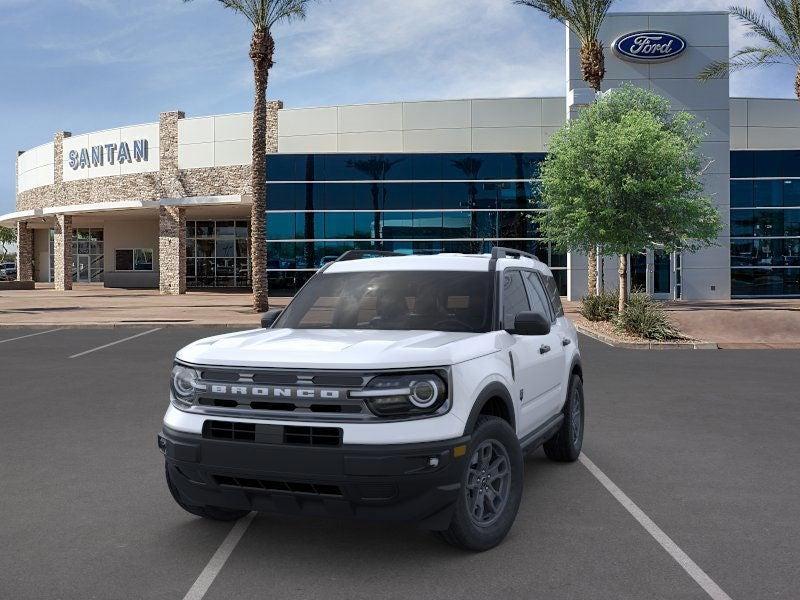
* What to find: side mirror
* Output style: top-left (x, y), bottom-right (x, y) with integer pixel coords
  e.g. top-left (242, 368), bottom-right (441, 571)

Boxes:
top-left (509, 311), bottom-right (551, 336)
top-left (260, 309), bottom-right (283, 329)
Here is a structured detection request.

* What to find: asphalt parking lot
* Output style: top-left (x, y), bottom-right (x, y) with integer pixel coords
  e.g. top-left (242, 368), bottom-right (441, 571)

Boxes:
top-left (1, 327), bottom-right (798, 600)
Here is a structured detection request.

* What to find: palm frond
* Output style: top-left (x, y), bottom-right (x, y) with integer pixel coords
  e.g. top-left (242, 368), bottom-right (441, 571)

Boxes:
top-left (699, 46), bottom-right (788, 80)
top-left (515, 0), bottom-right (616, 43)
top-left (730, 5), bottom-right (800, 64)
top-left (193, 0), bottom-right (311, 30)
top-left (764, 0), bottom-right (800, 46)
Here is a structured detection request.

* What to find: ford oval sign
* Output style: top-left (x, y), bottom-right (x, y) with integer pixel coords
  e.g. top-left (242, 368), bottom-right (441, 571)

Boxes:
top-left (613, 31), bottom-right (687, 63)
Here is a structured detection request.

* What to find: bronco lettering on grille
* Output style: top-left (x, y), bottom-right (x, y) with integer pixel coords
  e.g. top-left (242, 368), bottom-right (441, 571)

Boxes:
top-left (205, 384), bottom-right (342, 400)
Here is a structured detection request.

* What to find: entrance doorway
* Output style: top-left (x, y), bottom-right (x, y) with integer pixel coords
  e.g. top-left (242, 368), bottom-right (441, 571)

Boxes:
top-left (72, 228), bottom-right (104, 283)
top-left (625, 249), bottom-right (676, 299)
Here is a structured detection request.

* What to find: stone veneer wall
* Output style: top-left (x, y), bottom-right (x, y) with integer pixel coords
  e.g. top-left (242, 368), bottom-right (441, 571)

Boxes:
top-left (15, 222), bottom-right (33, 281)
top-left (53, 214), bottom-right (73, 291)
top-left (16, 102), bottom-right (283, 211)
top-left (158, 206), bottom-right (186, 295)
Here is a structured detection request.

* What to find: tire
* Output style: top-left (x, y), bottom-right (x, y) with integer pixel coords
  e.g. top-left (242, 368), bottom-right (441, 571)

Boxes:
top-left (438, 416), bottom-right (523, 551)
top-left (543, 374), bottom-right (584, 463)
top-left (165, 463), bottom-right (249, 522)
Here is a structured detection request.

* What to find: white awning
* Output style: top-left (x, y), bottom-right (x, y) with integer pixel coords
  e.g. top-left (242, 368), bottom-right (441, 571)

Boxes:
top-left (0, 195), bottom-right (245, 226)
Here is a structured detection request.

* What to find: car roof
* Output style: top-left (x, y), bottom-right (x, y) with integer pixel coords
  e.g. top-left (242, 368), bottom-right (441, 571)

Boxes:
top-left (323, 253), bottom-right (550, 275)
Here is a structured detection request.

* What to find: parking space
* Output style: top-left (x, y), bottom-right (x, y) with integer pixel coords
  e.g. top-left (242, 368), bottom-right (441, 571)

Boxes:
top-left (1, 328), bottom-right (797, 599)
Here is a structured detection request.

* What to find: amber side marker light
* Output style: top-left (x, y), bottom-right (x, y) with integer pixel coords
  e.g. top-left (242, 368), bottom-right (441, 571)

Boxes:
top-left (453, 445), bottom-right (467, 458)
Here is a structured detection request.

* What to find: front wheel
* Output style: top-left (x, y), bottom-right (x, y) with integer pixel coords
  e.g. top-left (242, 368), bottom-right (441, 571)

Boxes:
top-left (165, 463), bottom-right (249, 522)
top-left (543, 374), bottom-right (584, 462)
top-left (437, 416), bottom-right (523, 551)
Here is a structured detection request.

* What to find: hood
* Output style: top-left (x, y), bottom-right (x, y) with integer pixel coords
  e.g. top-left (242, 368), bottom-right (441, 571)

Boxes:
top-left (176, 328), bottom-right (500, 370)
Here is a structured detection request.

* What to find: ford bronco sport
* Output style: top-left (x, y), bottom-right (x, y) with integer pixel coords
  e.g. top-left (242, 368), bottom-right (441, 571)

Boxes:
top-left (159, 248), bottom-right (584, 551)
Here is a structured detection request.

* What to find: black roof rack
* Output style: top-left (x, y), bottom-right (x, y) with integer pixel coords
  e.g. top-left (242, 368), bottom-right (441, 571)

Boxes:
top-left (490, 247), bottom-right (538, 261)
top-left (335, 250), bottom-right (404, 262)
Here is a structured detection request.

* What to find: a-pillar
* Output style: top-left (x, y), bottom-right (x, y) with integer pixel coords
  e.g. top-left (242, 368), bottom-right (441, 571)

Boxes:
top-left (53, 214), bottom-right (73, 291)
top-left (159, 205), bottom-right (186, 295)
top-left (16, 221), bottom-right (33, 282)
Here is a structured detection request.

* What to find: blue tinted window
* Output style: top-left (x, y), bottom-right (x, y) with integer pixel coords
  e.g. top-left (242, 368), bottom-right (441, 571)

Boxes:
top-left (754, 151), bottom-right (783, 177)
top-left (730, 181), bottom-right (753, 208)
top-left (413, 212), bottom-right (443, 238)
top-left (730, 151), bottom-right (754, 178)
top-left (324, 183), bottom-right (353, 210)
top-left (266, 155), bottom-right (297, 181)
top-left (355, 213), bottom-right (377, 239)
top-left (412, 155), bottom-right (442, 180)
top-left (783, 180), bottom-right (800, 207)
top-left (442, 183), bottom-right (470, 209)
top-left (443, 212), bottom-right (472, 237)
top-left (353, 183), bottom-right (380, 210)
top-left (730, 210), bottom-right (753, 237)
top-left (325, 213), bottom-right (354, 238)
top-left (412, 183), bottom-right (442, 209)
top-left (754, 180), bottom-right (783, 207)
top-left (382, 183), bottom-right (413, 210)
top-left (266, 213), bottom-right (295, 240)
top-left (732, 268), bottom-right (800, 296)
top-left (267, 184), bottom-right (298, 210)
top-left (382, 212), bottom-right (413, 237)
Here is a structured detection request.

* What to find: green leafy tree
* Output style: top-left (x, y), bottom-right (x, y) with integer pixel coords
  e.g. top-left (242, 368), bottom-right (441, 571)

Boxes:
top-left (699, 2), bottom-right (800, 100)
top-left (184, 0), bottom-right (315, 311)
top-left (537, 85), bottom-right (722, 313)
top-left (515, 0), bottom-right (616, 294)
top-left (0, 226), bottom-right (15, 263)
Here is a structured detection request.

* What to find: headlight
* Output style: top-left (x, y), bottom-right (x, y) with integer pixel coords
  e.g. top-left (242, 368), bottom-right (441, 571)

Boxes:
top-left (352, 372), bottom-right (448, 418)
top-left (171, 364), bottom-right (200, 408)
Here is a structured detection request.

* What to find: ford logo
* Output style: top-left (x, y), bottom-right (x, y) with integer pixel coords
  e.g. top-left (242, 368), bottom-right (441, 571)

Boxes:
top-left (613, 31), bottom-right (687, 62)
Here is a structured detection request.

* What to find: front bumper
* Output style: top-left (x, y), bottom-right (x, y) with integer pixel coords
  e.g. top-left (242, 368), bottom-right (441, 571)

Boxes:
top-left (159, 426), bottom-right (470, 530)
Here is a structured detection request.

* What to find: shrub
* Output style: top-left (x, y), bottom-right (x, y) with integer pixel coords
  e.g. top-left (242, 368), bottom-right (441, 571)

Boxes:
top-left (580, 290), bottom-right (619, 322)
top-left (614, 293), bottom-right (684, 340)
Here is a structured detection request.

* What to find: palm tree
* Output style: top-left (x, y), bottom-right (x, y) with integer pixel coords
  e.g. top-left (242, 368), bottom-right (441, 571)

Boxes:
top-left (699, 2), bottom-right (800, 101)
top-left (515, 0), bottom-right (615, 295)
top-left (185, 0), bottom-right (314, 312)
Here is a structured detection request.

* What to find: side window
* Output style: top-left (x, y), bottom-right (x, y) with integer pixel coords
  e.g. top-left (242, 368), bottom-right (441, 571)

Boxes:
top-left (522, 271), bottom-right (553, 321)
top-left (541, 273), bottom-right (565, 318)
top-left (502, 271), bottom-right (531, 328)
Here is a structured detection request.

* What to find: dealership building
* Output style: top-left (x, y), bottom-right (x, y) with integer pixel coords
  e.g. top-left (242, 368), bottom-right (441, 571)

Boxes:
top-left (4, 10), bottom-right (800, 299)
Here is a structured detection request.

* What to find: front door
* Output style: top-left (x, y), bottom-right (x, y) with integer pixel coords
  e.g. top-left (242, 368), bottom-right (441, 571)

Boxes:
top-left (652, 249), bottom-right (672, 299)
top-left (500, 270), bottom-right (563, 438)
top-left (77, 255), bottom-right (90, 282)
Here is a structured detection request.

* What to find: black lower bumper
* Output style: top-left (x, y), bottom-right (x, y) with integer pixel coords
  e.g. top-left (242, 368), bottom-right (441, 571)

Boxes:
top-left (159, 426), bottom-right (470, 530)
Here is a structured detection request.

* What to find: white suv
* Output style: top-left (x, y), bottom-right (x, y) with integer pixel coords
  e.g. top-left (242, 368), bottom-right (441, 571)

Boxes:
top-left (159, 248), bottom-right (584, 551)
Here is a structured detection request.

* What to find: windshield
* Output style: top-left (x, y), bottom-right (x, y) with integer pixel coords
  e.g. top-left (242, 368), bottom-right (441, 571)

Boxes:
top-left (275, 270), bottom-right (494, 332)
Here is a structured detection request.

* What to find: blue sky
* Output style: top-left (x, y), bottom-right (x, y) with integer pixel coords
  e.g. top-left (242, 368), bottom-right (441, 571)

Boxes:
top-left (1, 0), bottom-right (797, 215)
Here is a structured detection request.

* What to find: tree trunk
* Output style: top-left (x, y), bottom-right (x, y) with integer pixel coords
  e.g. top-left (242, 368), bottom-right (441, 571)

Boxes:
top-left (618, 254), bottom-right (628, 314)
top-left (598, 247), bottom-right (605, 292)
top-left (580, 40), bottom-right (605, 93)
top-left (587, 247), bottom-right (597, 296)
top-left (249, 29), bottom-right (274, 313)
top-left (796, 67), bottom-right (800, 102)
top-left (580, 40), bottom-right (603, 296)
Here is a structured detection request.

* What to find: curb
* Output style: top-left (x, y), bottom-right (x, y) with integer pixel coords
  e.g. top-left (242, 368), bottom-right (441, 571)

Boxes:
top-left (574, 323), bottom-right (718, 350)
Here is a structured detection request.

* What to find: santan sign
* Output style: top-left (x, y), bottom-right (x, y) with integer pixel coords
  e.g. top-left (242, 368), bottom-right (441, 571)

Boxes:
top-left (613, 31), bottom-right (687, 62)
top-left (68, 139), bottom-right (149, 170)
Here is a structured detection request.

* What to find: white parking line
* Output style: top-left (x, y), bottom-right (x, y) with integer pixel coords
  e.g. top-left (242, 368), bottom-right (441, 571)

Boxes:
top-left (580, 453), bottom-right (733, 600)
top-left (68, 328), bottom-right (162, 359)
top-left (183, 512), bottom-right (256, 600)
top-left (0, 329), bottom-right (63, 345)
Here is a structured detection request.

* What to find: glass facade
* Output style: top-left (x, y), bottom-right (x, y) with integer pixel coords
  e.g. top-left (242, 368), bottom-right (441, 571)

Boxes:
top-left (47, 228), bottom-right (105, 283)
top-left (264, 153), bottom-right (567, 295)
top-left (731, 151), bottom-right (800, 297)
top-left (186, 220), bottom-right (251, 288)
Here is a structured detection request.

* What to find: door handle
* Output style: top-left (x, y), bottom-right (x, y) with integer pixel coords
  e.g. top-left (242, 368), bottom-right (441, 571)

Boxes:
top-left (539, 344), bottom-right (551, 354)
top-left (562, 338), bottom-right (571, 346)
